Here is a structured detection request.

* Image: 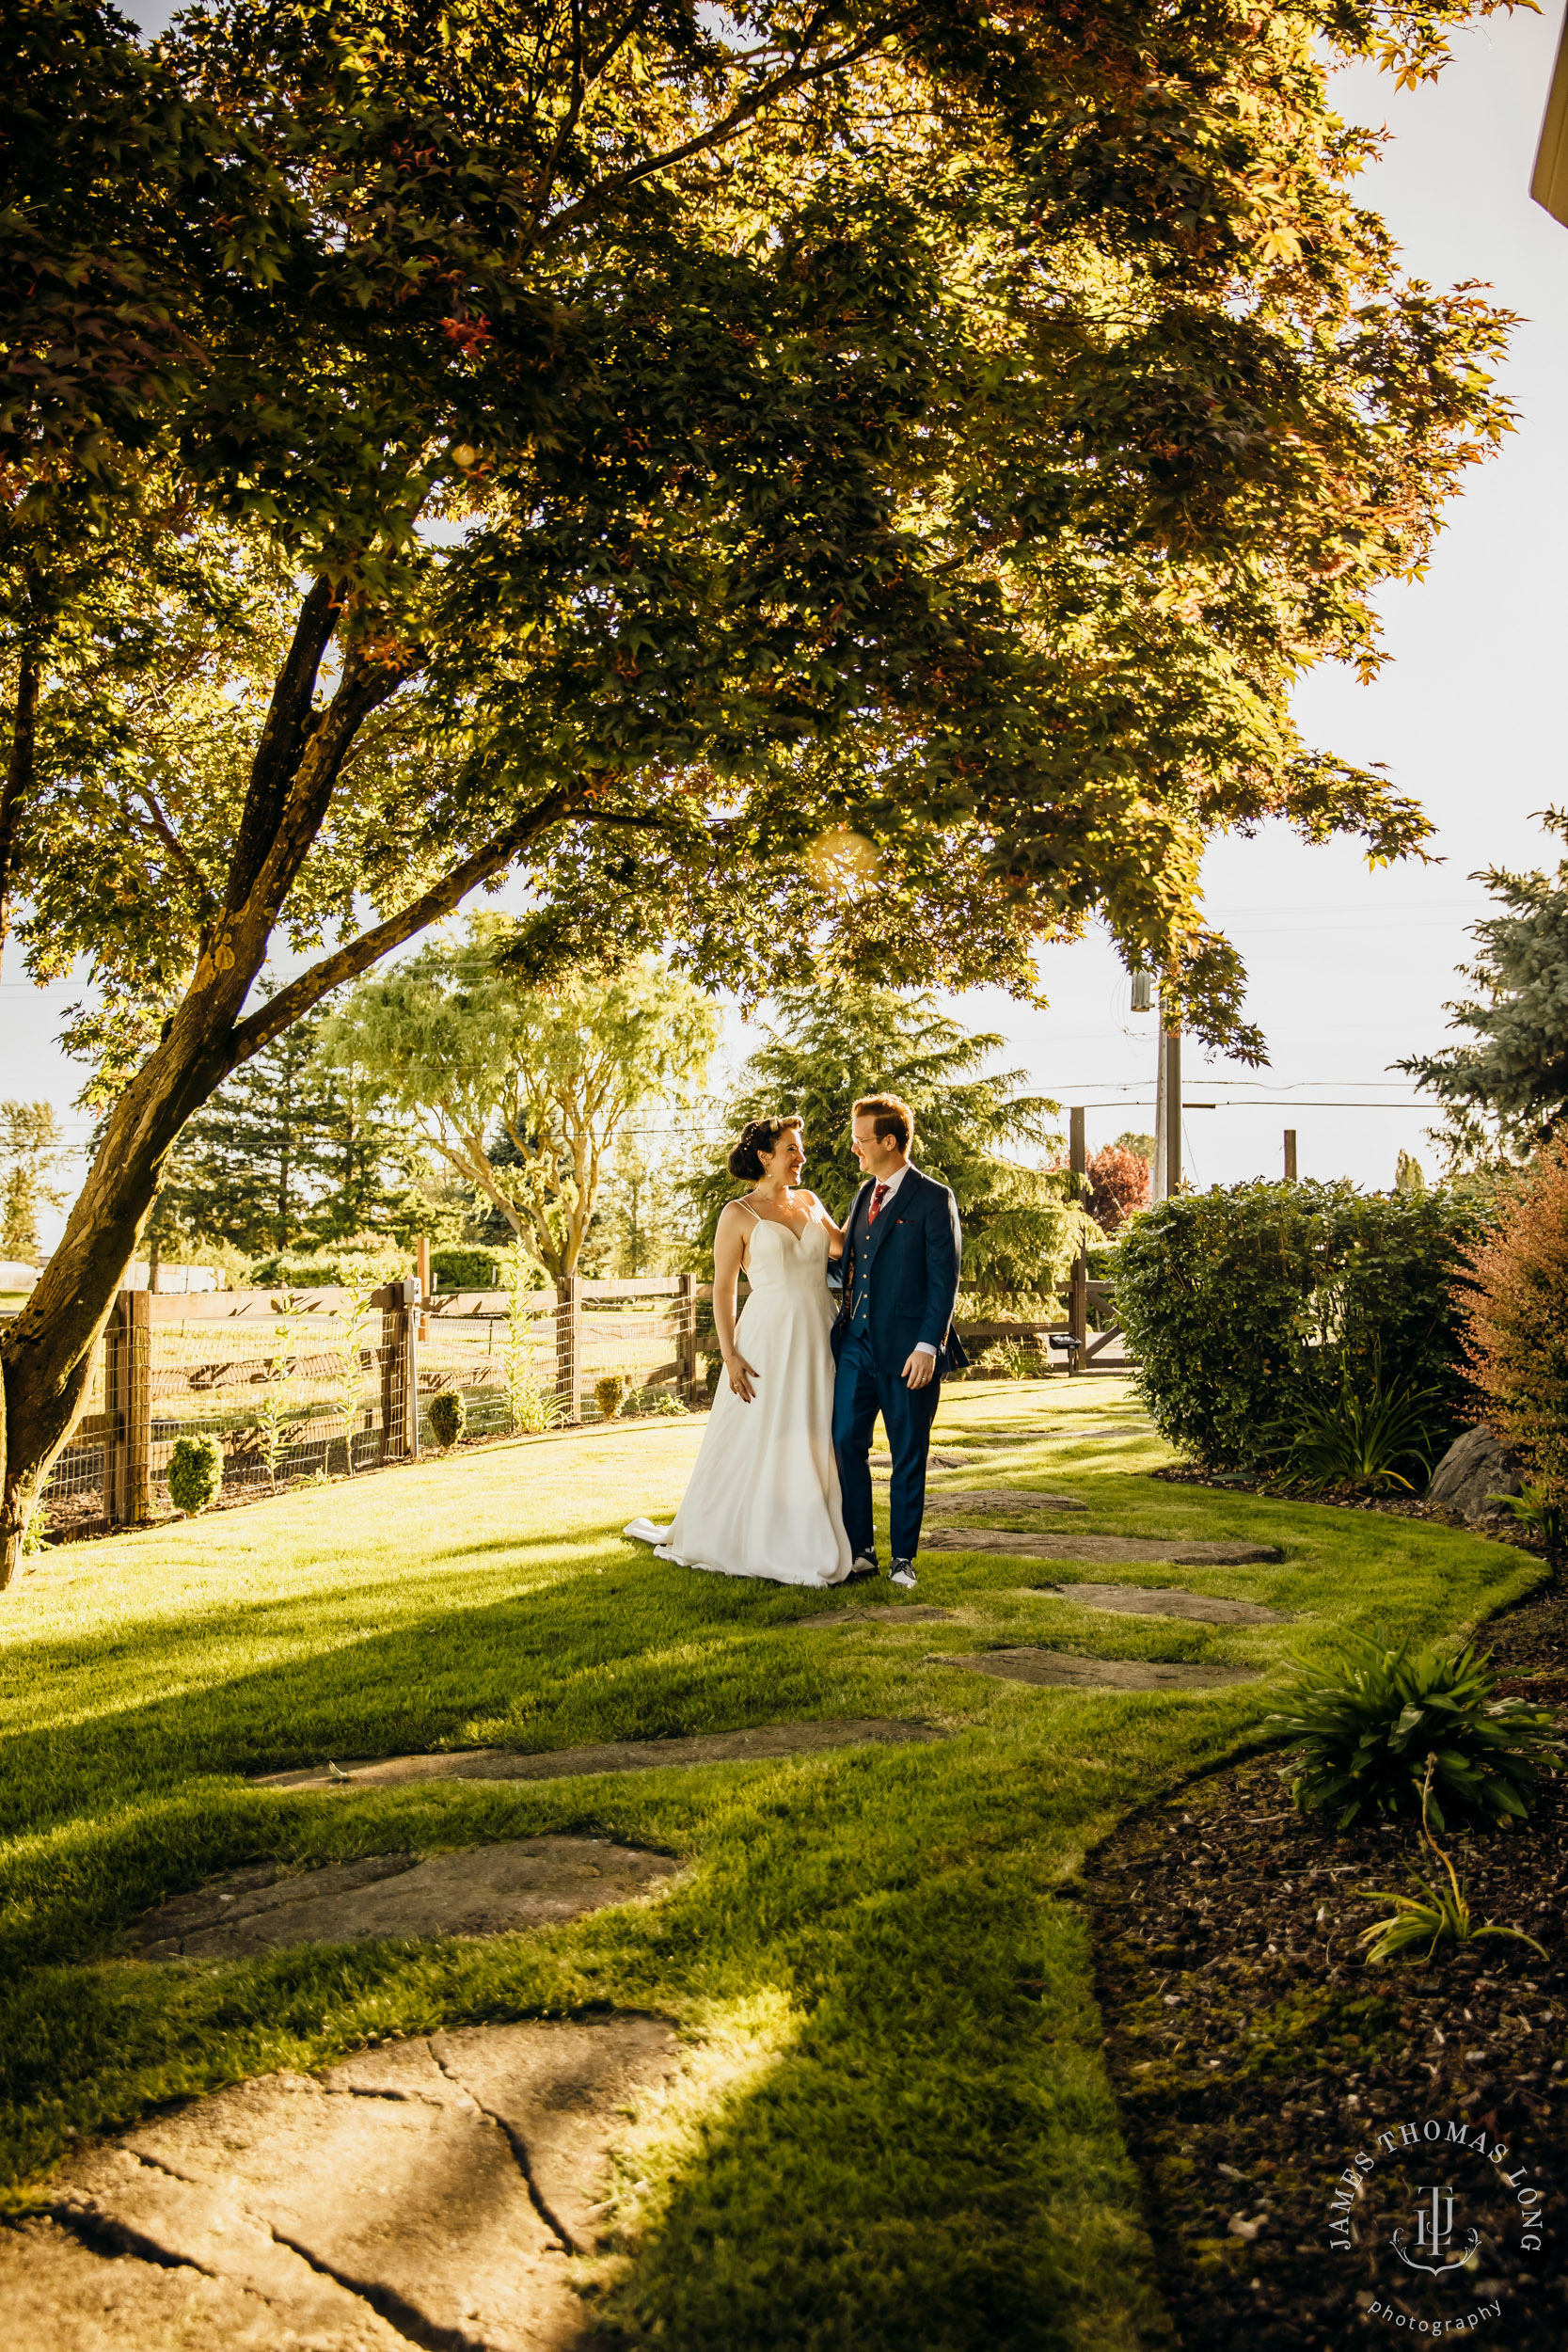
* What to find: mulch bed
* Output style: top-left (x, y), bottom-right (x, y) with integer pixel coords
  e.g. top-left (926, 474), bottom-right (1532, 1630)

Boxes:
top-left (1084, 1579), bottom-right (1568, 2350)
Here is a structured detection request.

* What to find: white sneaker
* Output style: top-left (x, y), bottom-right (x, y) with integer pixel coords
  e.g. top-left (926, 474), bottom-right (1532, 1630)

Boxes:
top-left (890, 1559), bottom-right (918, 1590)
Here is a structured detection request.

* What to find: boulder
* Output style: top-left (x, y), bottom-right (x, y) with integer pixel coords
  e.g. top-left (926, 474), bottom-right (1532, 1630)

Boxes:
top-left (1425, 1424), bottom-right (1524, 1522)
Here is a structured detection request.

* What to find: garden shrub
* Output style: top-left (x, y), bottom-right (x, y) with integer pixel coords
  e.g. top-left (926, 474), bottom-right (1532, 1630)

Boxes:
top-left (594, 1372), bottom-right (630, 1420)
top-left (1115, 1181), bottom-right (1487, 1470)
top-left (626, 1388), bottom-right (689, 1416)
top-left (1460, 1134), bottom-right (1568, 1508)
top-left (167, 1432), bottom-right (224, 1515)
top-left (431, 1247), bottom-right (500, 1293)
top-left (428, 1391), bottom-right (467, 1450)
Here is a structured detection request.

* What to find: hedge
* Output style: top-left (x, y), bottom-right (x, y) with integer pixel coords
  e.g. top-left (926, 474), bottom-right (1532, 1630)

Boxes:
top-left (1114, 1181), bottom-right (1490, 1470)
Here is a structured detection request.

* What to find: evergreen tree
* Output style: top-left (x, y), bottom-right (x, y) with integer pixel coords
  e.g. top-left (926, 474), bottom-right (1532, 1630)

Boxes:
top-left (686, 988), bottom-right (1079, 1297)
top-left (161, 1016), bottom-right (416, 1261)
top-left (1400, 817), bottom-right (1568, 1166)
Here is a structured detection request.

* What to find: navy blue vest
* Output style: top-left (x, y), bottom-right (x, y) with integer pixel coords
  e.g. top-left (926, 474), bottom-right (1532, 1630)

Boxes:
top-left (849, 1184), bottom-right (880, 1327)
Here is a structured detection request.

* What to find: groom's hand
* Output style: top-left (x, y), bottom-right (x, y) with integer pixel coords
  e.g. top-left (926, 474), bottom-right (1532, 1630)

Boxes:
top-left (901, 1348), bottom-right (935, 1390)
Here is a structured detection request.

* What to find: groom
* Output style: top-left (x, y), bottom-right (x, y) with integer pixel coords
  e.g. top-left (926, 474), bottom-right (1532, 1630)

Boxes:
top-left (831, 1093), bottom-right (966, 1589)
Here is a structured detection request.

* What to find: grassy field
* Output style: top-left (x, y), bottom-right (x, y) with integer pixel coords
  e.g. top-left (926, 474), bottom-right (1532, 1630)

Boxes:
top-left (0, 1376), bottom-right (1544, 2350)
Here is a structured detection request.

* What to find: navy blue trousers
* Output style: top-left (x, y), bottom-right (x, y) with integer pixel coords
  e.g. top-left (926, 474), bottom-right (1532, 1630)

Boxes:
top-left (832, 1325), bottom-right (941, 1563)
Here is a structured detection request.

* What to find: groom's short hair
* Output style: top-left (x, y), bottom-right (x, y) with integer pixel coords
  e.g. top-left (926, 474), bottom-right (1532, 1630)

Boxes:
top-left (853, 1093), bottom-right (913, 1152)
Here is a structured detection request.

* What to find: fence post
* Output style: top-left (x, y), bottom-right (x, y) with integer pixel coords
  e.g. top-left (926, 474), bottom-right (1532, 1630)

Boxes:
top-left (555, 1276), bottom-right (580, 1422)
top-left (1069, 1107), bottom-right (1087, 1375)
top-left (675, 1272), bottom-right (696, 1405)
top-left (103, 1289), bottom-right (153, 1525)
top-left (103, 1297), bottom-right (124, 1528)
top-left (374, 1279), bottom-right (420, 1462)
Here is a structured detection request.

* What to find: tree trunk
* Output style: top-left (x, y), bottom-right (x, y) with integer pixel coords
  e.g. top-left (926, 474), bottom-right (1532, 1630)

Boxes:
top-left (0, 650), bottom-right (39, 985)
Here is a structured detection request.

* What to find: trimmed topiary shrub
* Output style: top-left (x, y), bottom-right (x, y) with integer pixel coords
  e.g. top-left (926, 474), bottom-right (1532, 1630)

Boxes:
top-left (1115, 1181), bottom-right (1488, 1471)
top-left (167, 1432), bottom-right (224, 1515)
top-left (594, 1372), bottom-right (630, 1420)
top-left (428, 1391), bottom-right (467, 1450)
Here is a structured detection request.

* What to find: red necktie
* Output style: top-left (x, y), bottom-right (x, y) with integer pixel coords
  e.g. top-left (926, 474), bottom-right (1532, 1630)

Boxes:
top-left (868, 1181), bottom-right (889, 1226)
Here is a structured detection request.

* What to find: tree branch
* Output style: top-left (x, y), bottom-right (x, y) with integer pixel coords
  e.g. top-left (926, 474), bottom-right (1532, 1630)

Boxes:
top-left (225, 578), bottom-right (341, 914)
top-left (531, 11), bottom-right (911, 253)
top-left (135, 785), bottom-right (214, 907)
top-left (228, 788), bottom-right (578, 1064)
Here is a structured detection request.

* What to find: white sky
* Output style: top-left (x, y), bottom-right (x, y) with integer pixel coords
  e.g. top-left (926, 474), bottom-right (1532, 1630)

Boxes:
top-left (8, 6), bottom-right (1568, 1238)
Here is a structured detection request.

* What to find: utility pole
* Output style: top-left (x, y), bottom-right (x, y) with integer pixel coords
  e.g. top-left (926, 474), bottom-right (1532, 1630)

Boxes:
top-left (1069, 1105), bottom-right (1087, 1372)
top-left (1163, 1025), bottom-right (1181, 1200)
top-left (1283, 1129), bottom-right (1298, 1182)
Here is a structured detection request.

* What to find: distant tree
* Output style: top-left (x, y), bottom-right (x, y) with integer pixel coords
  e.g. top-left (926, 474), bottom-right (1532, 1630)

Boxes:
top-left (1116, 1132), bottom-right (1157, 1167)
top-left (323, 930), bottom-right (719, 1282)
top-left (1400, 818), bottom-right (1568, 1165)
top-left (688, 987), bottom-right (1077, 1295)
top-left (0, 1102), bottom-right (70, 1262)
top-left (1394, 1150), bottom-right (1427, 1195)
top-left (159, 1011), bottom-right (419, 1261)
top-left (1085, 1144), bottom-right (1150, 1235)
top-left (594, 1136), bottom-right (684, 1279)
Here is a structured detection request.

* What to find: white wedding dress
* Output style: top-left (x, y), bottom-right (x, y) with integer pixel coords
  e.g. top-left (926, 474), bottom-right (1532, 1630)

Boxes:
top-left (624, 1212), bottom-right (853, 1586)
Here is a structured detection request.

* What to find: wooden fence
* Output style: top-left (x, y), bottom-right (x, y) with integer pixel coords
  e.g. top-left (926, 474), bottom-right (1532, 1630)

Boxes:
top-left (43, 1275), bottom-right (700, 1530)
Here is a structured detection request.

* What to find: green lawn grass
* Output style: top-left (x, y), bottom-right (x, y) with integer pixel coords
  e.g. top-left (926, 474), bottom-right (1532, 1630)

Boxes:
top-left (0, 1376), bottom-right (1544, 2350)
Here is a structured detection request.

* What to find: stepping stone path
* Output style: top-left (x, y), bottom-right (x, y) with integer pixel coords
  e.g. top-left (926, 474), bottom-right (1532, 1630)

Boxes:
top-left (925, 1527), bottom-right (1281, 1566)
top-left (794, 1603), bottom-right (955, 1629)
top-left (927, 1489), bottom-right (1085, 1512)
top-left (1032, 1582), bottom-right (1295, 1626)
top-left (129, 1837), bottom-right (679, 1960)
top-left (926, 1647), bottom-right (1261, 1692)
top-left (256, 1718), bottom-right (944, 1794)
top-left (21, 2013), bottom-right (680, 2351)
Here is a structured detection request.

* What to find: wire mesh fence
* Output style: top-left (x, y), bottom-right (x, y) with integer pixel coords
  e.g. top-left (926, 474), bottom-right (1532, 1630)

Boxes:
top-left (39, 1275), bottom-right (700, 1529)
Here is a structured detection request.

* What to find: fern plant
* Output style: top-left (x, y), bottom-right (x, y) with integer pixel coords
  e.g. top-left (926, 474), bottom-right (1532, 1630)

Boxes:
top-left (1357, 1759), bottom-right (1548, 1965)
top-left (1263, 1630), bottom-right (1560, 1829)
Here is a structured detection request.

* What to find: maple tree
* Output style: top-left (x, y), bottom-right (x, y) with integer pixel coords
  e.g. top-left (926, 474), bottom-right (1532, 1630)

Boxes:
top-left (0, 0), bottom-right (1520, 1579)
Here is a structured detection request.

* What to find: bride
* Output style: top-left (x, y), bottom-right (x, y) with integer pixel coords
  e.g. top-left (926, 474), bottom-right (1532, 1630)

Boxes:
top-left (623, 1115), bottom-right (854, 1586)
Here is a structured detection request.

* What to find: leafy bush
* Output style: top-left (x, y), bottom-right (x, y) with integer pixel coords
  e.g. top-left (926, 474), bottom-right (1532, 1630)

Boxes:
top-left (428, 1391), bottom-right (467, 1450)
top-left (626, 1388), bottom-right (689, 1416)
top-left (167, 1432), bottom-right (224, 1515)
top-left (594, 1372), bottom-right (630, 1420)
top-left (1115, 1181), bottom-right (1487, 1470)
top-left (1263, 1354), bottom-right (1445, 1492)
top-left (1262, 1631), bottom-right (1560, 1829)
top-left (1460, 1135), bottom-right (1568, 1510)
top-left (431, 1248), bottom-right (500, 1293)
top-left (973, 1337), bottom-right (1048, 1379)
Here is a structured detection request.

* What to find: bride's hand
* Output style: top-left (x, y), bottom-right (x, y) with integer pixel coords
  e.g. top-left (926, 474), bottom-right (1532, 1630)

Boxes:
top-left (724, 1349), bottom-right (759, 1403)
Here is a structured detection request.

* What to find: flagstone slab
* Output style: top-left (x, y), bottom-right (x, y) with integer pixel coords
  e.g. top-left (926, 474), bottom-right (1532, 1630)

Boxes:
top-left (1033, 1582), bottom-right (1295, 1626)
top-left (255, 1717), bottom-right (944, 1794)
top-left (793, 1604), bottom-right (955, 1629)
top-left (927, 1489), bottom-right (1086, 1512)
top-left (129, 1836), bottom-right (679, 1960)
top-left (925, 1527), bottom-right (1281, 1566)
top-left (926, 1646), bottom-right (1261, 1691)
top-left (40, 2013), bottom-right (681, 2351)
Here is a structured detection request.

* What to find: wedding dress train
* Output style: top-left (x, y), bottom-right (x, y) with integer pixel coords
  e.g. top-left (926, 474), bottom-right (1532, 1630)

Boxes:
top-left (623, 1213), bottom-right (852, 1586)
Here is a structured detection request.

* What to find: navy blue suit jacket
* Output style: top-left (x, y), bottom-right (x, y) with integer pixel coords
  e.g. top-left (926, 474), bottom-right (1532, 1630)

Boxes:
top-left (830, 1166), bottom-right (967, 1376)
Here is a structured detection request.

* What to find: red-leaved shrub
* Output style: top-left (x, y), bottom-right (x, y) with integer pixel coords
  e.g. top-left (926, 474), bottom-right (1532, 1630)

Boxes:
top-left (1085, 1144), bottom-right (1150, 1234)
top-left (1460, 1136), bottom-right (1568, 1502)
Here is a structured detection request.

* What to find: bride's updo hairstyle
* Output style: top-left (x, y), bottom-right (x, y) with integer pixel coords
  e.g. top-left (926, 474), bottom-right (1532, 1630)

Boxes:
top-left (727, 1114), bottom-right (803, 1181)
